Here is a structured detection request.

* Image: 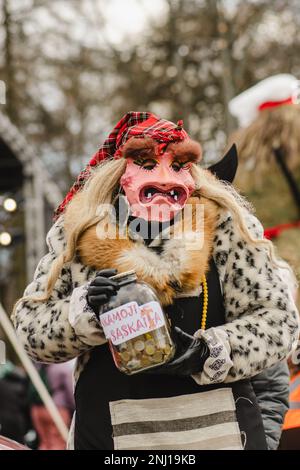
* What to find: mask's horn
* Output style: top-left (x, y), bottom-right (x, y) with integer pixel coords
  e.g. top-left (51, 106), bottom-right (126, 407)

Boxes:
top-left (208, 144), bottom-right (238, 183)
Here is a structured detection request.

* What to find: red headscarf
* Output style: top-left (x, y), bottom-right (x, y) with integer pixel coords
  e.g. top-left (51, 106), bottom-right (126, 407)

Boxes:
top-left (54, 111), bottom-right (189, 219)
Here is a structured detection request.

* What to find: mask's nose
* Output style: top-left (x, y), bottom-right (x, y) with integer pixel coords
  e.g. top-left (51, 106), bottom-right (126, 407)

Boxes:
top-left (155, 160), bottom-right (176, 186)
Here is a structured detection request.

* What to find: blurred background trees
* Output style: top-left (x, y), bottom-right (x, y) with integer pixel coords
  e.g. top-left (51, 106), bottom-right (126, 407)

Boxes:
top-left (2, 0), bottom-right (300, 183)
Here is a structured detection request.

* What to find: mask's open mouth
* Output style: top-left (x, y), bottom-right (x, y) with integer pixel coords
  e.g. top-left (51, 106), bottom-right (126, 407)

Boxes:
top-left (139, 185), bottom-right (188, 206)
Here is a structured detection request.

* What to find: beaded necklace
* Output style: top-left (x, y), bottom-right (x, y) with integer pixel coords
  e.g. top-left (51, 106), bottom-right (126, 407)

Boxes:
top-left (201, 275), bottom-right (208, 330)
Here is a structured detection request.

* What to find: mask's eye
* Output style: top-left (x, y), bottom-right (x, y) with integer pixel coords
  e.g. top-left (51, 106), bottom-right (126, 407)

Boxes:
top-left (172, 161), bottom-right (186, 172)
top-left (134, 158), bottom-right (158, 171)
top-left (171, 160), bottom-right (191, 172)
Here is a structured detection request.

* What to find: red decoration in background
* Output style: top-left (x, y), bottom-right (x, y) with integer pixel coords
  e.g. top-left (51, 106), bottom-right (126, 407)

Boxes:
top-left (264, 221), bottom-right (300, 240)
top-left (258, 97), bottom-right (294, 112)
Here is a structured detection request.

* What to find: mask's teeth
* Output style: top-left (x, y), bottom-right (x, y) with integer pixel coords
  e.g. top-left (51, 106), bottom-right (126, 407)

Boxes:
top-left (146, 191), bottom-right (152, 199)
top-left (169, 189), bottom-right (179, 201)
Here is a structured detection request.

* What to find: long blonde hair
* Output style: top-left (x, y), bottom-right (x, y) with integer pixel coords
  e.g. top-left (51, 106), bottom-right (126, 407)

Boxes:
top-left (15, 158), bottom-right (282, 307)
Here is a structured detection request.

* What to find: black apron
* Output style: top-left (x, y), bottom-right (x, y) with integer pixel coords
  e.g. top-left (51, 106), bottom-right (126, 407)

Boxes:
top-left (74, 258), bottom-right (267, 450)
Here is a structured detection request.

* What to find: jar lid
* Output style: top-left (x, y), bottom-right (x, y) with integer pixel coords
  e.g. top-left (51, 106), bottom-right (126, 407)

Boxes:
top-left (110, 270), bottom-right (137, 286)
top-left (110, 269), bottom-right (136, 280)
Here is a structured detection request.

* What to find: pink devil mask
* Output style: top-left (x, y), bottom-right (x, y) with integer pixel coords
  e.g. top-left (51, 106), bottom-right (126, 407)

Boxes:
top-left (120, 138), bottom-right (201, 222)
top-left (54, 112), bottom-right (202, 221)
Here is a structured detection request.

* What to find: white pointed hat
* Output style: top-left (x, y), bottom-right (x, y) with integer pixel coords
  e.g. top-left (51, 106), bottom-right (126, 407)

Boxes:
top-left (229, 73), bottom-right (299, 128)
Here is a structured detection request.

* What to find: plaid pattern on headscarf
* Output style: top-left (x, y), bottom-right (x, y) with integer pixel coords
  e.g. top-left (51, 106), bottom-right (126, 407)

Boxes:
top-left (54, 111), bottom-right (189, 218)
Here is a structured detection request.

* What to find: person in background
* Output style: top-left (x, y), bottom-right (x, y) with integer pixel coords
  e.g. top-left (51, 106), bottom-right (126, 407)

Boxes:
top-left (30, 361), bottom-right (75, 450)
top-left (279, 267), bottom-right (300, 450)
top-left (0, 361), bottom-right (30, 444)
top-left (229, 79), bottom-right (300, 450)
top-left (279, 357), bottom-right (300, 449)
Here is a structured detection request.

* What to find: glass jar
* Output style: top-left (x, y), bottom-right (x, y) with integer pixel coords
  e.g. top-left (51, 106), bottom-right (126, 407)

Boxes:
top-left (98, 270), bottom-right (175, 375)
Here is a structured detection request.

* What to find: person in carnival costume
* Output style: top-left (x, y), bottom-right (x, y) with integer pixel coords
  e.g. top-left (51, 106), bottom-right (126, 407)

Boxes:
top-left (13, 112), bottom-right (299, 450)
top-left (229, 74), bottom-right (300, 450)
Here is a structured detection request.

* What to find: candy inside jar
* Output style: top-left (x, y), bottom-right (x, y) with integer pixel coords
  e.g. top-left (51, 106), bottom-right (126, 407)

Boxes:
top-left (98, 270), bottom-right (175, 374)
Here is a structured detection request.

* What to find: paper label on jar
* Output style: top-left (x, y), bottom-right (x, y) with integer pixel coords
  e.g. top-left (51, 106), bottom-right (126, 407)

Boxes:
top-left (99, 300), bottom-right (166, 346)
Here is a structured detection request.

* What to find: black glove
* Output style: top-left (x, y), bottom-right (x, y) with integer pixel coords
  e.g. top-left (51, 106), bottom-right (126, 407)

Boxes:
top-left (145, 326), bottom-right (210, 376)
top-left (87, 269), bottom-right (119, 318)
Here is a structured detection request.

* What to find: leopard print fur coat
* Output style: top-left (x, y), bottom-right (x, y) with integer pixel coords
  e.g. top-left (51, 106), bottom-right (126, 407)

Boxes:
top-left (12, 208), bottom-right (300, 385)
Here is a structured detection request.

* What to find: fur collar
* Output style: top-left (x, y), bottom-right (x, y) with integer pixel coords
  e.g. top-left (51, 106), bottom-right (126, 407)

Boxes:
top-left (64, 195), bottom-right (219, 306)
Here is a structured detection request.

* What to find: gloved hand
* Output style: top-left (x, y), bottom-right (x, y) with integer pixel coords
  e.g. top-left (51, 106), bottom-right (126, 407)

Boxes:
top-left (87, 269), bottom-right (119, 318)
top-left (145, 326), bottom-right (210, 376)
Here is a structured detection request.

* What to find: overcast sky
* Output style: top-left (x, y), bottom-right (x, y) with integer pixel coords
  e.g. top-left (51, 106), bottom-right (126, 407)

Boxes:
top-left (102, 0), bottom-right (167, 44)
